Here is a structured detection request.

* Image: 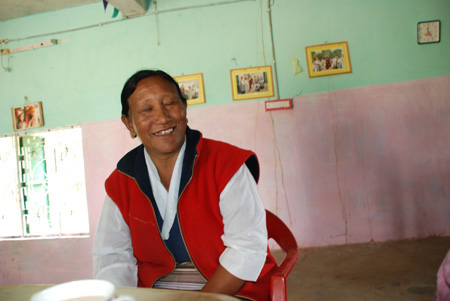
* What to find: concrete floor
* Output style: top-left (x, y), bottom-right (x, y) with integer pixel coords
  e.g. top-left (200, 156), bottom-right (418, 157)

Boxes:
top-left (274, 236), bottom-right (450, 301)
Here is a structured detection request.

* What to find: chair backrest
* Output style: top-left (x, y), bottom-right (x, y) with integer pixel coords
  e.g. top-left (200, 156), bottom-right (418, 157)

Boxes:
top-left (266, 210), bottom-right (299, 301)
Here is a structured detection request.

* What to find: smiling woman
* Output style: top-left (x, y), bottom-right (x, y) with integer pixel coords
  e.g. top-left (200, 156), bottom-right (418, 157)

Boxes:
top-left (92, 69), bottom-right (277, 300)
top-left (122, 75), bottom-right (188, 181)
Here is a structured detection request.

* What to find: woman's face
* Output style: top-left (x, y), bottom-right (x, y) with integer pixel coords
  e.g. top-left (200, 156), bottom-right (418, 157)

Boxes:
top-left (122, 76), bottom-right (187, 160)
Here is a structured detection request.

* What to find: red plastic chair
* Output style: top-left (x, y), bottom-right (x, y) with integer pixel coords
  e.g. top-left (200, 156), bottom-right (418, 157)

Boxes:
top-left (266, 210), bottom-right (299, 301)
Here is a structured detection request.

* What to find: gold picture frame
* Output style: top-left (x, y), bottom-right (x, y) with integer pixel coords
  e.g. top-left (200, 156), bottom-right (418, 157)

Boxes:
top-left (174, 73), bottom-right (206, 106)
top-left (11, 101), bottom-right (44, 132)
top-left (230, 65), bottom-right (274, 101)
top-left (305, 41), bottom-right (352, 78)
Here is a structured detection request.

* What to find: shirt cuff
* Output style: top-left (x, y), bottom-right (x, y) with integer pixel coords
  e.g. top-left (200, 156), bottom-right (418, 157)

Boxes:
top-left (219, 247), bottom-right (267, 282)
top-left (94, 259), bottom-right (138, 287)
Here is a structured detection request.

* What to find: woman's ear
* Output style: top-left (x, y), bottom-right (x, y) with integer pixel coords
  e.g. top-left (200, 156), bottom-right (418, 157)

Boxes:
top-left (121, 115), bottom-right (135, 136)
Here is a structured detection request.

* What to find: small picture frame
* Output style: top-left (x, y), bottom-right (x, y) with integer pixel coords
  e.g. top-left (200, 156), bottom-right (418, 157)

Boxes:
top-left (11, 101), bottom-right (44, 132)
top-left (305, 41), bottom-right (352, 78)
top-left (174, 73), bottom-right (206, 106)
top-left (230, 65), bottom-right (274, 101)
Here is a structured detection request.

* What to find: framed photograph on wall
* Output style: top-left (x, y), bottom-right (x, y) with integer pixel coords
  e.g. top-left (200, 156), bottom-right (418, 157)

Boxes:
top-left (11, 101), bottom-right (44, 132)
top-left (174, 73), bottom-right (205, 106)
top-left (305, 41), bottom-right (352, 78)
top-left (230, 65), bottom-right (274, 101)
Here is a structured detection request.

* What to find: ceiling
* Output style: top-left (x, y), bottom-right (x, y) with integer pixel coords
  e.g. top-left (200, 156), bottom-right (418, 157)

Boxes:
top-left (0, 0), bottom-right (102, 22)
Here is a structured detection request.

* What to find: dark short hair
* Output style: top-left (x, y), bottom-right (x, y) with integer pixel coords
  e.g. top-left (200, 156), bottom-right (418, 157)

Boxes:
top-left (121, 70), bottom-right (187, 116)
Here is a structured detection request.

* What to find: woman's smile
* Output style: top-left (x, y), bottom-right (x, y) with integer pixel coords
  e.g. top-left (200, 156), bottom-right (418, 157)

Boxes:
top-left (154, 127), bottom-right (175, 136)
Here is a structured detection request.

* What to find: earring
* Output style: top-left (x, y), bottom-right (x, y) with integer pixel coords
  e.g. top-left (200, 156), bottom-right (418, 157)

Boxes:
top-left (130, 133), bottom-right (137, 139)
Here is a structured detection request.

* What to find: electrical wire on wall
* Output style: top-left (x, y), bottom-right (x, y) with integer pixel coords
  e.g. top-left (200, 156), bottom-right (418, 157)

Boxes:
top-left (264, 0), bottom-right (293, 224)
top-left (266, 0), bottom-right (279, 100)
top-left (1, 39), bottom-right (12, 72)
top-left (2, 0), bottom-right (253, 43)
top-left (0, 0), bottom-right (252, 71)
top-left (153, 1), bottom-right (161, 46)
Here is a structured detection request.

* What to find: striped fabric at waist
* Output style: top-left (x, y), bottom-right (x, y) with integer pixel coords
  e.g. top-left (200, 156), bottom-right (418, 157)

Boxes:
top-left (153, 262), bottom-right (207, 291)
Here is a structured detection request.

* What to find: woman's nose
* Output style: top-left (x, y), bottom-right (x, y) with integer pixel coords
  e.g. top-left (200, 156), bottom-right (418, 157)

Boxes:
top-left (154, 105), bottom-right (170, 123)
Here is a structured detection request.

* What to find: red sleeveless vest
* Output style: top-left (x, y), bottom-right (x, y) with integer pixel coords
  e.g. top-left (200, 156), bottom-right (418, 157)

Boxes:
top-left (105, 130), bottom-right (276, 300)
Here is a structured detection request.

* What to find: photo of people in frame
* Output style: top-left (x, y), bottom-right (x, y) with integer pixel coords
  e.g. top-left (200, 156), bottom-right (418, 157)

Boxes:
top-left (178, 79), bottom-right (200, 102)
top-left (311, 47), bottom-right (346, 73)
top-left (305, 42), bottom-right (351, 78)
top-left (174, 73), bottom-right (205, 106)
top-left (230, 66), bottom-right (274, 101)
top-left (235, 71), bottom-right (269, 95)
top-left (11, 102), bottom-right (44, 132)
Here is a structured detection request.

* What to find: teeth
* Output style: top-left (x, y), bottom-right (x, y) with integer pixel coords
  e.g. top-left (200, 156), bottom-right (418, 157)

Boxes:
top-left (155, 128), bottom-right (174, 136)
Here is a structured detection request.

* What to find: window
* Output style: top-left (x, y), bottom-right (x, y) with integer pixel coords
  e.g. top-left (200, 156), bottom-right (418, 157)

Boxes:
top-left (0, 126), bottom-right (89, 239)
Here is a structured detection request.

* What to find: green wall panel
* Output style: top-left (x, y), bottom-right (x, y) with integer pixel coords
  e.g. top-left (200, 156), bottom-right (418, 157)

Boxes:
top-left (0, 0), bottom-right (449, 134)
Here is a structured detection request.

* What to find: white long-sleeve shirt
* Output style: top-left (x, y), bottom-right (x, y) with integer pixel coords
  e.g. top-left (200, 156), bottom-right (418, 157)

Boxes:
top-left (92, 143), bottom-right (268, 286)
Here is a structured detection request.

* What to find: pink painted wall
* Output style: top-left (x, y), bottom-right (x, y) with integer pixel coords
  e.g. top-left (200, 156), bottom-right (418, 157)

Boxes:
top-left (188, 75), bottom-right (450, 247)
top-left (1, 76), bottom-right (450, 284)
